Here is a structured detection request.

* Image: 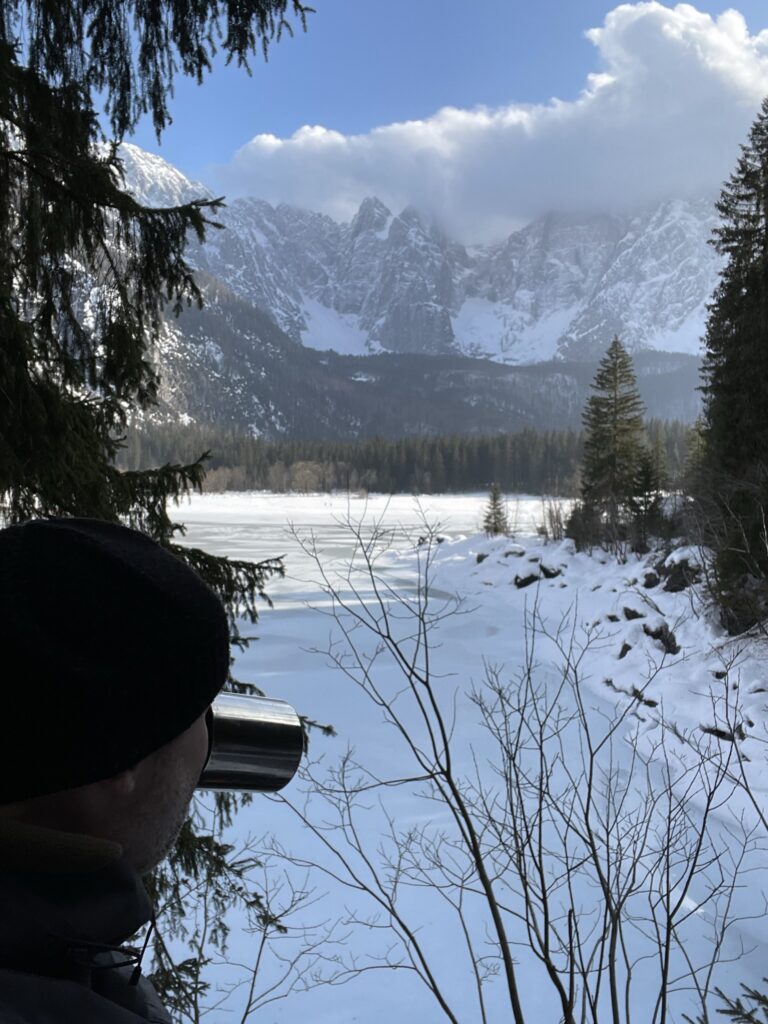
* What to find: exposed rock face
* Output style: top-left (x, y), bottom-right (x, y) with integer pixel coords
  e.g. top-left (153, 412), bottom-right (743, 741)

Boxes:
top-left (152, 278), bottom-right (701, 438)
top-left (118, 144), bottom-right (708, 435)
top-left (556, 200), bottom-right (719, 360)
top-left (123, 144), bottom-right (719, 364)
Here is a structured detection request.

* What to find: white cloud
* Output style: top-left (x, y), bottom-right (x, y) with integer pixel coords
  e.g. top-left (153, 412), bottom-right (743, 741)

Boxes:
top-left (212, 3), bottom-right (768, 242)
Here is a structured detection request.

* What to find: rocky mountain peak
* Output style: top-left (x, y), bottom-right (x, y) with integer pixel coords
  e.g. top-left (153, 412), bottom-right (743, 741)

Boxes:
top-left (123, 145), bottom-right (720, 364)
top-left (351, 197), bottom-right (392, 238)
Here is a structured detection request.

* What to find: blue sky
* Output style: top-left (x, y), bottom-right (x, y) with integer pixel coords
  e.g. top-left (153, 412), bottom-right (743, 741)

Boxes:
top-left (132, 0), bottom-right (768, 175)
top-left (131, 0), bottom-right (631, 173)
top-left (129, 2), bottom-right (768, 240)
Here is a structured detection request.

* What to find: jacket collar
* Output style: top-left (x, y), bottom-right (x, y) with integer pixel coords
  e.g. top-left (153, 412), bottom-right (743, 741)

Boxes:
top-left (0, 819), bottom-right (152, 979)
top-left (0, 817), bottom-right (122, 873)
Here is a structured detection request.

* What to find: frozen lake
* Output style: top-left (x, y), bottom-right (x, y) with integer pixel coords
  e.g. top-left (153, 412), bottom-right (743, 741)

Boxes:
top-left (179, 492), bottom-right (559, 745)
top-left (178, 490), bottom-right (552, 575)
top-left (174, 492), bottom-right (768, 1024)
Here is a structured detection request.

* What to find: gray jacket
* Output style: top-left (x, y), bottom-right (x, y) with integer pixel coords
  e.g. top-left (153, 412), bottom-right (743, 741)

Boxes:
top-left (0, 820), bottom-right (171, 1023)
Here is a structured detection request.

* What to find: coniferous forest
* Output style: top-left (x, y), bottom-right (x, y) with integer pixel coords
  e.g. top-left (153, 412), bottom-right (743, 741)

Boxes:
top-left (120, 419), bottom-right (690, 495)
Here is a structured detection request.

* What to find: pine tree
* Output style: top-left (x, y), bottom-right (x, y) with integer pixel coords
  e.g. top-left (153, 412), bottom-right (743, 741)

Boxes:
top-left (684, 418), bottom-right (708, 495)
top-left (483, 482), bottom-right (509, 536)
top-left (581, 337), bottom-right (647, 535)
top-left (0, 2), bottom-right (311, 1013)
top-left (700, 97), bottom-right (768, 627)
top-left (627, 443), bottom-right (666, 551)
top-left (703, 97), bottom-right (768, 473)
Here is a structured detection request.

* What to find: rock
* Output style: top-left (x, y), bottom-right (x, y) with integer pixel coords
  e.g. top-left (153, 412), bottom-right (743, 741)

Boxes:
top-left (643, 622), bottom-right (680, 655)
top-left (540, 564), bottom-right (562, 579)
top-left (643, 571), bottom-right (660, 588)
top-left (618, 642), bottom-right (632, 660)
top-left (663, 560), bottom-right (700, 592)
top-left (606, 614), bottom-right (620, 623)
top-left (623, 607), bottom-right (645, 621)
top-left (514, 573), bottom-right (539, 589)
top-left (654, 556), bottom-right (701, 593)
top-left (476, 552), bottom-right (488, 564)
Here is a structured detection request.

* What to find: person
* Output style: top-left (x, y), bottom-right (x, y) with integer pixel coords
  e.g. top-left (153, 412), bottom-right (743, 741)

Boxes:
top-left (0, 517), bottom-right (230, 1023)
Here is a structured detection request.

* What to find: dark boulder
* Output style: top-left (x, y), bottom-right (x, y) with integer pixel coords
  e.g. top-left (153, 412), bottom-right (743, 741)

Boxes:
top-left (623, 607), bottom-right (645, 621)
top-left (643, 622), bottom-right (680, 655)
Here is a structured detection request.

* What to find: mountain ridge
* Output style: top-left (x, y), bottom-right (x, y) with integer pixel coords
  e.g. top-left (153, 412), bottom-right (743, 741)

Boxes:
top-left (118, 144), bottom-right (708, 437)
top-left (121, 144), bottom-right (719, 364)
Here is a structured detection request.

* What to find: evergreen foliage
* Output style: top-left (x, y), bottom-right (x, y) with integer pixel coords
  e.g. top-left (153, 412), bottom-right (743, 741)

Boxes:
top-left (483, 483), bottom-right (509, 535)
top-left (710, 984), bottom-right (768, 1023)
top-left (700, 97), bottom-right (768, 629)
top-left (0, 0), bottom-right (306, 639)
top-left (626, 446), bottom-right (665, 552)
top-left (120, 421), bottom-right (691, 497)
top-left (0, 0), bottom-right (308, 525)
top-left (581, 336), bottom-right (647, 529)
top-left (569, 338), bottom-right (669, 553)
top-left (702, 97), bottom-right (768, 475)
top-left (683, 417), bottom-right (708, 495)
top-left (0, 2), bottom-right (312, 618)
top-left (0, 0), bottom-right (309, 1009)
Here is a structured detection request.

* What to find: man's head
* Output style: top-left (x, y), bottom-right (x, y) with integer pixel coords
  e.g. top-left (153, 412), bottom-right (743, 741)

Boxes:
top-left (0, 518), bottom-right (230, 870)
top-left (0, 709), bottom-right (211, 874)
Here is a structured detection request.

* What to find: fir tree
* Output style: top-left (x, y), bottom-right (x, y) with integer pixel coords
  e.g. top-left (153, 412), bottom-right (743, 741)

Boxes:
top-left (683, 417), bottom-right (708, 495)
top-left (483, 482), bottom-right (509, 535)
top-left (627, 444), bottom-right (665, 551)
top-left (700, 97), bottom-right (768, 627)
top-left (581, 337), bottom-right (647, 534)
top-left (702, 97), bottom-right (768, 473)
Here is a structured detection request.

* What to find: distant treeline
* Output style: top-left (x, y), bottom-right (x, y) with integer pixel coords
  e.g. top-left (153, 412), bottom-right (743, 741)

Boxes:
top-left (120, 420), bottom-right (690, 496)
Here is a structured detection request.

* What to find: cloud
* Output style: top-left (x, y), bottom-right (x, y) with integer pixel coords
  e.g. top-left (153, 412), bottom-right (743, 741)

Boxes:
top-left (212, 3), bottom-right (768, 242)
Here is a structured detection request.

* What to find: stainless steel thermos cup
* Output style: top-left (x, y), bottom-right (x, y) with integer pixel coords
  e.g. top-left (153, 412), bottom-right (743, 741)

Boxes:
top-left (198, 693), bottom-right (303, 793)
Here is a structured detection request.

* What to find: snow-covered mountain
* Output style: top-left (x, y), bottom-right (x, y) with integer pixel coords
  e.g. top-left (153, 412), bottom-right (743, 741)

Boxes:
top-left (122, 144), bottom-right (719, 364)
top-left (117, 144), bottom-right (707, 435)
top-left (120, 144), bottom-right (210, 208)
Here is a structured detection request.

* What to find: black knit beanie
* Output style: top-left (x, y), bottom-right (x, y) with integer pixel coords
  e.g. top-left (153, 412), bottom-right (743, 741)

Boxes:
top-left (0, 518), bottom-right (230, 803)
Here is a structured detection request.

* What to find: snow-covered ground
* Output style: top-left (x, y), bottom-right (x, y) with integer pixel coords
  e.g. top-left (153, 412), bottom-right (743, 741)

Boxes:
top-left (178, 492), bottom-right (768, 1023)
